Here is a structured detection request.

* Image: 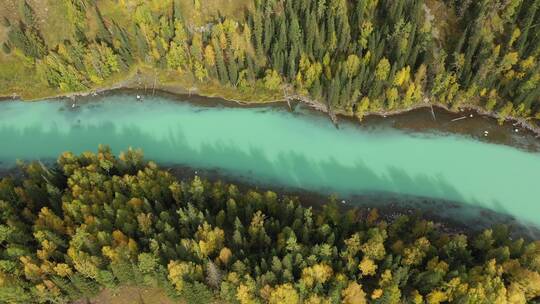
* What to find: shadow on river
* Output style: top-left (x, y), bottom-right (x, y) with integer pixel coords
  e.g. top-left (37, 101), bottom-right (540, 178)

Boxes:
top-left (1, 89), bottom-right (539, 240)
top-left (40, 88), bottom-right (540, 152)
top-left (2, 156), bottom-right (539, 241)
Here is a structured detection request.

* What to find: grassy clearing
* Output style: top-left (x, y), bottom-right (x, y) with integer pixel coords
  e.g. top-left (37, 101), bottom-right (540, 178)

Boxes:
top-left (78, 285), bottom-right (229, 304)
top-left (0, 0), bottom-right (72, 99)
top-left (134, 65), bottom-right (284, 103)
top-left (0, 0), bottom-right (272, 103)
top-left (0, 0), bottom-right (75, 47)
top-left (78, 286), bottom-right (182, 304)
top-left (37, 0), bottom-right (76, 47)
top-left (158, 71), bottom-right (284, 103)
top-left (0, 1), bottom-right (18, 48)
top-left (424, 0), bottom-right (459, 44)
top-left (178, 0), bottom-right (252, 26)
top-left (194, 80), bottom-right (284, 103)
top-left (0, 54), bottom-right (138, 100)
top-left (0, 0), bottom-right (20, 25)
top-left (95, 0), bottom-right (251, 29)
top-left (92, 0), bottom-right (142, 41)
top-left (0, 53), bottom-right (55, 99)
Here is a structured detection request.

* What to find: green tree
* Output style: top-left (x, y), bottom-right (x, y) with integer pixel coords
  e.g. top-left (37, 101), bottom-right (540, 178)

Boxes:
top-left (263, 69), bottom-right (282, 90)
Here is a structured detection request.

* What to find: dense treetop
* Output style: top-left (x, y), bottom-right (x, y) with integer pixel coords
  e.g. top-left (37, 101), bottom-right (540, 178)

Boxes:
top-left (0, 0), bottom-right (539, 123)
top-left (1, 2), bottom-right (540, 302)
top-left (0, 146), bottom-right (539, 303)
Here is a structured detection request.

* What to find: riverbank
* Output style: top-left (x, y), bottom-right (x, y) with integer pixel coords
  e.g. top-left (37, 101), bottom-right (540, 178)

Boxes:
top-left (1, 92), bottom-right (540, 238)
top-left (3, 68), bottom-right (540, 141)
top-left (362, 102), bottom-right (540, 140)
top-left (1, 160), bottom-right (538, 241)
top-left (165, 164), bottom-right (540, 241)
top-left (9, 84), bottom-right (539, 153)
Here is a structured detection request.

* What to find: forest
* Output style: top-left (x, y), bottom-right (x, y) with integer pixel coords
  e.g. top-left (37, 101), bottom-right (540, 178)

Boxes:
top-left (0, 0), bottom-right (539, 122)
top-left (0, 146), bottom-right (539, 303)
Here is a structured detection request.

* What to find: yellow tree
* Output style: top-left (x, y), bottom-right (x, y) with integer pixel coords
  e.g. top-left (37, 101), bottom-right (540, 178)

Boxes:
top-left (263, 69), bottom-right (282, 91)
top-left (393, 66), bottom-right (411, 87)
top-left (236, 283), bottom-right (256, 304)
top-left (301, 263), bottom-right (333, 287)
top-left (345, 54), bottom-right (361, 79)
top-left (269, 283), bottom-right (300, 304)
top-left (167, 261), bottom-right (203, 292)
top-left (219, 247), bottom-right (232, 265)
top-left (360, 227), bottom-right (387, 261)
top-left (342, 281), bottom-right (367, 304)
top-left (402, 237), bottom-right (430, 266)
top-left (195, 222), bottom-right (225, 258)
top-left (359, 257), bottom-right (377, 276)
top-left (426, 290), bottom-right (447, 304)
top-left (375, 58), bottom-right (391, 81)
top-left (204, 45), bottom-right (216, 67)
top-left (355, 96), bottom-right (370, 121)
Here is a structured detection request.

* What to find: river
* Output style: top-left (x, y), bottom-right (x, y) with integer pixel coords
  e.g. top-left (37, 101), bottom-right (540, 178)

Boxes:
top-left (1, 92), bottom-right (539, 234)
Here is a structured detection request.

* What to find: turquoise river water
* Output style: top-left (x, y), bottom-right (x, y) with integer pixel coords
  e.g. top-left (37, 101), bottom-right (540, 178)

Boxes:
top-left (0, 94), bottom-right (539, 229)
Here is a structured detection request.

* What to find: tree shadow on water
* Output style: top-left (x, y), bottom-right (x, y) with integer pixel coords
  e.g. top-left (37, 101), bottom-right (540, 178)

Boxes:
top-left (1, 120), bottom-right (539, 239)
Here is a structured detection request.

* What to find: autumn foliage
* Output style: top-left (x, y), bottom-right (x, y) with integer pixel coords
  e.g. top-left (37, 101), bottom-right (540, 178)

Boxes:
top-left (0, 147), bottom-right (539, 303)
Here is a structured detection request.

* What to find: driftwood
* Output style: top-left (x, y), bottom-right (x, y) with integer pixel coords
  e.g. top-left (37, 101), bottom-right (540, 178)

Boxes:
top-left (285, 92), bottom-right (338, 127)
top-left (451, 116), bottom-right (468, 122)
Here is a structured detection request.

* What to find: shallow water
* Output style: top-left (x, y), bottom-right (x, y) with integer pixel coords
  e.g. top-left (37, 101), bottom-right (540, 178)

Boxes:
top-left (1, 94), bottom-right (539, 228)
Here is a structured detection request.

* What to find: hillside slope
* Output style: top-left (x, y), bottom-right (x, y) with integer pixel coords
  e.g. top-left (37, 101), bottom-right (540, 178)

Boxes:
top-left (0, 0), bottom-right (539, 127)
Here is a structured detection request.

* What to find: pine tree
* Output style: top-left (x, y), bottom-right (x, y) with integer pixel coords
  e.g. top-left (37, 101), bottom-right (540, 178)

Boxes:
top-left (19, 1), bottom-right (35, 26)
top-left (226, 49), bottom-right (239, 85)
top-left (212, 38), bottom-right (229, 84)
top-left (94, 6), bottom-right (112, 45)
top-left (2, 42), bottom-right (11, 54)
top-left (205, 261), bottom-right (222, 289)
